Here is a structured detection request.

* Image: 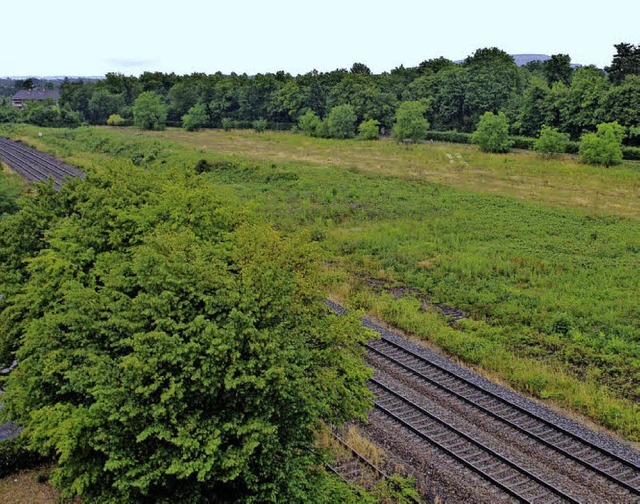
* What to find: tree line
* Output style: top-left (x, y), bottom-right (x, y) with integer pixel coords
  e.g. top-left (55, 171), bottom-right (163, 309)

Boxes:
top-left (2, 44), bottom-right (640, 148)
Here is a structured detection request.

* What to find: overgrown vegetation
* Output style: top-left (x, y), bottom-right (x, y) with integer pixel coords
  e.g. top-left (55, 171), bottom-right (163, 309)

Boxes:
top-left (5, 125), bottom-right (639, 442)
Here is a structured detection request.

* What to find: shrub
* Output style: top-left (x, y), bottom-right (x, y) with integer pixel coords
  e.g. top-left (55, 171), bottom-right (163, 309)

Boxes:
top-left (358, 119), bottom-right (380, 140)
top-left (221, 117), bottom-right (234, 131)
top-left (510, 135), bottom-right (536, 150)
top-left (182, 103), bottom-right (208, 131)
top-left (579, 121), bottom-right (625, 166)
top-left (252, 118), bottom-right (268, 132)
top-left (1, 167), bottom-right (373, 502)
top-left (533, 126), bottom-right (571, 156)
top-left (326, 105), bottom-right (357, 139)
top-left (392, 101), bottom-right (429, 142)
top-left (622, 146), bottom-right (640, 160)
top-left (106, 114), bottom-right (125, 127)
top-left (424, 130), bottom-right (472, 144)
top-left (471, 111), bottom-right (513, 153)
top-left (194, 159), bottom-right (213, 174)
top-left (132, 92), bottom-right (167, 131)
top-left (316, 119), bottom-right (331, 138)
top-left (298, 111), bottom-right (322, 136)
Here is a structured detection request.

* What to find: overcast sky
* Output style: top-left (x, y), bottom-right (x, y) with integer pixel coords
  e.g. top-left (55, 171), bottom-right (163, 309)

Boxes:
top-left (3, 0), bottom-right (639, 77)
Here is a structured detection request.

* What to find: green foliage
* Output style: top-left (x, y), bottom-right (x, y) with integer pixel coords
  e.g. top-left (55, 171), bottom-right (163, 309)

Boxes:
top-left (579, 121), bottom-right (625, 166)
top-left (533, 126), bottom-right (571, 156)
top-left (252, 118), bottom-right (268, 132)
top-left (471, 111), bottom-right (513, 153)
top-left (0, 436), bottom-right (48, 478)
top-left (621, 145), bottom-right (640, 160)
top-left (0, 171), bottom-right (24, 216)
top-left (132, 91), bottom-right (167, 130)
top-left (221, 117), bottom-right (234, 131)
top-left (88, 89), bottom-right (125, 124)
top-left (326, 105), bottom-right (357, 139)
top-left (6, 125), bottom-right (640, 441)
top-left (182, 103), bottom-right (208, 131)
top-left (106, 114), bottom-right (125, 126)
top-left (510, 135), bottom-right (537, 150)
top-left (392, 101), bottom-right (429, 142)
top-left (298, 110), bottom-right (322, 136)
top-left (358, 119), bottom-right (380, 140)
top-left (543, 54), bottom-right (573, 86)
top-left (0, 166), bottom-right (373, 502)
top-left (424, 130), bottom-right (471, 144)
top-left (605, 42), bottom-right (640, 85)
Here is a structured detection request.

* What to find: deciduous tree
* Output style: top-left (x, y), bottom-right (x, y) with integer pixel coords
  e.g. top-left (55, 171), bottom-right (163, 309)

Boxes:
top-left (1, 167), bottom-right (373, 502)
top-left (471, 111), bottom-right (513, 153)
top-left (326, 104), bottom-right (357, 139)
top-left (182, 102), bottom-right (209, 131)
top-left (392, 100), bottom-right (430, 142)
top-left (132, 91), bottom-right (167, 130)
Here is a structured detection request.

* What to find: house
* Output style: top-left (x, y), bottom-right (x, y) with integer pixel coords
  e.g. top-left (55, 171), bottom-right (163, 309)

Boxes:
top-left (11, 89), bottom-right (60, 109)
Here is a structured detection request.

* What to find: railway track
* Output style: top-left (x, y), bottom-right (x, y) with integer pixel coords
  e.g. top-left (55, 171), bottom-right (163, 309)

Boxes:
top-left (372, 379), bottom-right (577, 503)
top-left (327, 431), bottom-right (422, 503)
top-left (366, 336), bottom-right (640, 500)
top-left (0, 137), bottom-right (83, 188)
top-left (326, 301), bottom-right (640, 501)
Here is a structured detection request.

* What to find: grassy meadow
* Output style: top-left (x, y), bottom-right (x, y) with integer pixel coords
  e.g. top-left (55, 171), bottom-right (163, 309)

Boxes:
top-left (3, 124), bottom-right (640, 441)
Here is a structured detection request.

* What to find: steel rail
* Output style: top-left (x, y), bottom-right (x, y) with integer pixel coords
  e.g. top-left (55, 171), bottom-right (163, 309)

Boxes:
top-left (367, 338), bottom-right (640, 496)
top-left (371, 378), bottom-right (578, 503)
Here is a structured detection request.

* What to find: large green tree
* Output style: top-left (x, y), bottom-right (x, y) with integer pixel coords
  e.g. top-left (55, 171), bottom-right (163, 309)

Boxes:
top-left (133, 91), bottom-right (168, 130)
top-left (0, 167), bottom-right (372, 502)
top-left (471, 111), bottom-right (513, 153)
top-left (87, 89), bottom-right (125, 125)
top-left (542, 54), bottom-right (573, 86)
top-left (605, 43), bottom-right (640, 85)
top-left (392, 100), bottom-right (430, 142)
top-left (325, 104), bottom-right (357, 139)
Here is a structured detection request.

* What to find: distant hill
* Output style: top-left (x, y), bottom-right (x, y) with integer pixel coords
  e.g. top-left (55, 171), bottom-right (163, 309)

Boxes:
top-left (454, 54), bottom-right (582, 68)
top-left (510, 54), bottom-right (551, 66)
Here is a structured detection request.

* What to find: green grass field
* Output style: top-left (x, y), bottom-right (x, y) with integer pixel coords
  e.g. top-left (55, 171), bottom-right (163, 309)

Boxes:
top-left (3, 124), bottom-right (639, 440)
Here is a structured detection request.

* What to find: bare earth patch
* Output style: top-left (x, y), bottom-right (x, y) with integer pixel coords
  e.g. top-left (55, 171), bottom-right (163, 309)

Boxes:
top-left (0, 466), bottom-right (79, 503)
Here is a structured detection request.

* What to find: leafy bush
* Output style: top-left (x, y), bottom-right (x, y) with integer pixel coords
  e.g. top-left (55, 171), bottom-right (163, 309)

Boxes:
top-left (194, 158), bottom-right (213, 174)
top-left (298, 110), bottom-right (322, 136)
top-left (132, 92), bottom-right (167, 131)
top-left (471, 111), bottom-right (513, 153)
top-left (252, 118), bottom-right (268, 132)
top-left (392, 101), bottom-right (429, 142)
top-left (106, 114), bottom-right (125, 127)
top-left (622, 146), bottom-right (640, 160)
top-left (326, 105), bottom-right (357, 139)
top-left (182, 103), bottom-right (208, 131)
top-left (424, 130), bottom-right (472, 144)
top-left (510, 135), bottom-right (536, 150)
top-left (0, 166), bottom-right (373, 502)
top-left (221, 117), bottom-right (234, 131)
top-left (579, 121), bottom-right (625, 166)
top-left (533, 126), bottom-right (570, 156)
top-left (358, 119), bottom-right (380, 140)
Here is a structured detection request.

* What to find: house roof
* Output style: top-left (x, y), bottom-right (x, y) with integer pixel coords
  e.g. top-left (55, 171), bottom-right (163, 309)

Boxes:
top-left (12, 89), bottom-right (60, 101)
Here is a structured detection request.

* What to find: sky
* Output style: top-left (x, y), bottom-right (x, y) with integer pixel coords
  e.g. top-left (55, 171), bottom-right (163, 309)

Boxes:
top-left (3, 0), bottom-right (639, 77)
